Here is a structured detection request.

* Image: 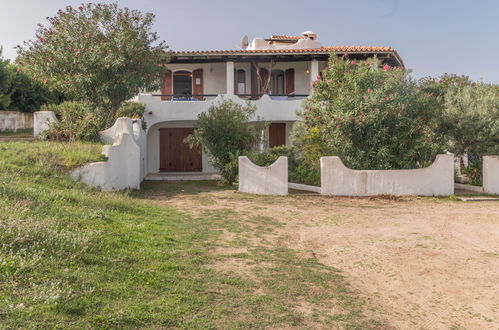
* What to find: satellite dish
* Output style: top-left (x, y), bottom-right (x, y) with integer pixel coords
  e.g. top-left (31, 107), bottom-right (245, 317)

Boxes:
top-left (241, 35), bottom-right (249, 49)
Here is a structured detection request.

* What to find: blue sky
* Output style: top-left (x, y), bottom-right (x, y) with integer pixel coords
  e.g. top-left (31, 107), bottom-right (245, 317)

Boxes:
top-left (1, 0), bottom-right (498, 83)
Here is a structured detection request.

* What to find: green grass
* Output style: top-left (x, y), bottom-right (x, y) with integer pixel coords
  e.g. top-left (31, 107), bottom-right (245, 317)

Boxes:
top-left (0, 141), bottom-right (383, 328)
top-left (0, 128), bottom-right (33, 137)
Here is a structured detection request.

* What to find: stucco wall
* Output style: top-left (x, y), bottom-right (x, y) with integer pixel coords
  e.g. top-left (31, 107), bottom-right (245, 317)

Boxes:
top-left (238, 156), bottom-right (288, 195)
top-left (321, 154), bottom-right (455, 196)
top-left (0, 111), bottom-right (33, 132)
top-left (70, 118), bottom-right (144, 191)
top-left (483, 156), bottom-right (499, 194)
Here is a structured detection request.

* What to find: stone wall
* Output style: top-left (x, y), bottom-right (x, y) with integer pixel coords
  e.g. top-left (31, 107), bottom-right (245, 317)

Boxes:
top-left (0, 111), bottom-right (33, 131)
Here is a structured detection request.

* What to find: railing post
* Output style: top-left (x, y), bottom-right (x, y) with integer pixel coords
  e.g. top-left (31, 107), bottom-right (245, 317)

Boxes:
top-left (226, 61), bottom-right (235, 95)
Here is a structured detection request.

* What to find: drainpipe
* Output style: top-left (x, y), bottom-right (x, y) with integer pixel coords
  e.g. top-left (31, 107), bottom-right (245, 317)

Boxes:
top-left (226, 61), bottom-right (235, 96)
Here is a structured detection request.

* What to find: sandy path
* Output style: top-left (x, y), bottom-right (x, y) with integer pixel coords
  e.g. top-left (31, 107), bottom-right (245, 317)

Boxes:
top-left (158, 190), bottom-right (499, 329)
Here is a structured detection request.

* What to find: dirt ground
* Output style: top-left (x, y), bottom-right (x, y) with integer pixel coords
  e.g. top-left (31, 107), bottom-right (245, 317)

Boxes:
top-left (154, 186), bottom-right (499, 329)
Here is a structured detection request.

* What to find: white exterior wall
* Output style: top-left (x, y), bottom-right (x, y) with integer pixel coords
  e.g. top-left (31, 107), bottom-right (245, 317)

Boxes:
top-left (140, 94), bottom-right (304, 175)
top-left (483, 156), bottom-right (499, 195)
top-left (321, 154), bottom-right (455, 196)
top-left (70, 118), bottom-right (145, 191)
top-left (0, 111), bottom-right (33, 132)
top-left (238, 156), bottom-right (288, 195)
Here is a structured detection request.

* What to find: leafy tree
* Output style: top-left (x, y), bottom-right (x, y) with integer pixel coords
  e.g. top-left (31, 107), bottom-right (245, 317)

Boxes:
top-left (7, 64), bottom-right (62, 111)
top-left (187, 100), bottom-right (262, 184)
top-left (0, 48), bottom-right (13, 109)
top-left (16, 3), bottom-right (168, 122)
top-left (293, 54), bottom-right (444, 173)
top-left (439, 83), bottom-right (499, 156)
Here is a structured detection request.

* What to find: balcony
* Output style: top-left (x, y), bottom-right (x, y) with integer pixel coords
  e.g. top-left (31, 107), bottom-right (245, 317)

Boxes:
top-left (139, 93), bottom-right (307, 128)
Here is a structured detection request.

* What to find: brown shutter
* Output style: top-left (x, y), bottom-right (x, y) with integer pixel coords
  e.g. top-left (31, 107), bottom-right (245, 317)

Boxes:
top-left (285, 69), bottom-right (295, 96)
top-left (192, 69), bottom-right (203, 100)
top-left (251, 64), bottom-right (258, 100)
top-left (161, 70), bottom-right (172, 100)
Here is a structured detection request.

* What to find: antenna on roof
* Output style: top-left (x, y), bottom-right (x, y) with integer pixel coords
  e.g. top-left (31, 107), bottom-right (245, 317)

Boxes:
top-left (241, 35), bottom-right (249, 49)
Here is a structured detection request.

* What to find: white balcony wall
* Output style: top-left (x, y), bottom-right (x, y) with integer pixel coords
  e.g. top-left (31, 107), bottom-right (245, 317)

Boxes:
top-left (140, 94), bottom-right (303, 128)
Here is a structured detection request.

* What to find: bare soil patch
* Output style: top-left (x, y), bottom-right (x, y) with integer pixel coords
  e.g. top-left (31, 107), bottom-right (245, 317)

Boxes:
top-left (146, 184), bottom-right (499, 329)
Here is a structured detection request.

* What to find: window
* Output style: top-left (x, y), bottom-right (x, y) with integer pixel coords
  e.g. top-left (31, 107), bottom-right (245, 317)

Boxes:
top-left (173, 71), bottom-right (192, 97)
top-left (236, 69), bottom-right (246, 95)
top-left (270, 70), bottom-right (285, 95)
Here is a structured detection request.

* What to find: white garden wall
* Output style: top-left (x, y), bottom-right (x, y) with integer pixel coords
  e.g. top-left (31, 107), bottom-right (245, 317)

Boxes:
top-left (483, 156), bottom-right (499, 195)
top-left (238, 156), bottom-right (288, 195)
top-left (320, 154), bottom-right (454, 196)
top-left (0, 111), bottom-right (33, 132)
top-left (70, 117), bottom-right (145, 191)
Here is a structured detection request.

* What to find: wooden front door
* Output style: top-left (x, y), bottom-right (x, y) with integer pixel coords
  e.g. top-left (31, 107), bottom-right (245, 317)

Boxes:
top-left (159, 128), bottom-right (202, 172)
top-left (269, 123), bottom-right (286, 148)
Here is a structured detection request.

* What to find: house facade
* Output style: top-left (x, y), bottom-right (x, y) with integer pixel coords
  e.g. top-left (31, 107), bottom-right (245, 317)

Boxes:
top-left (137, 31), bottom-right (404, 178)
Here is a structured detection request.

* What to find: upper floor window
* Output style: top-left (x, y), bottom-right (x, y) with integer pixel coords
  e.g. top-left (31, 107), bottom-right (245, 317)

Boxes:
top-left (236, 69), bottom-right (246, 95)
top-left (173, 70), bottom-right (192, 97)
top-left (270, 70), bottom-right (285, 95)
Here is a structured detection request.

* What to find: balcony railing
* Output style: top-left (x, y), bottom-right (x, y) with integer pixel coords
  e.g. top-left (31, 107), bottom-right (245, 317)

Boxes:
top-left (151, 94), bottom-right (309, 101)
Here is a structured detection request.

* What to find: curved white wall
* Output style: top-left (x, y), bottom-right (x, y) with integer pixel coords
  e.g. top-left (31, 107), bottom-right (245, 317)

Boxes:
top-left (238, 156), bottom-right (288, 195)
top-left (321, 154), bottom-right (455, 196)
top-left (70, 118), bottom-right (144, 191)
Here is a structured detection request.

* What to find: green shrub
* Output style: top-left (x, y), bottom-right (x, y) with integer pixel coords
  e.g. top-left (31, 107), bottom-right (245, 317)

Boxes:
top-left (187, 99), bottom-right (263, 184)
top-left (293, 54), bottom-right (444, 173)
top-left (247, 146), bottom-right (320, 186)
top-left (41, 102), bottom-right (105, 142)
top-left (8, 66), bottom-right (62, 112)
top-left (0, 49), bottom-right (13, 109)
top-left (115, 101), bottom-right (147, 130)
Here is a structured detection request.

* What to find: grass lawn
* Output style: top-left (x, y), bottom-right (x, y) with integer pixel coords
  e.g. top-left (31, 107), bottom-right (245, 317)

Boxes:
top-left (0, 141), bottom-right (382, 328)
top-left (0, 128), bottom-right (33, 137)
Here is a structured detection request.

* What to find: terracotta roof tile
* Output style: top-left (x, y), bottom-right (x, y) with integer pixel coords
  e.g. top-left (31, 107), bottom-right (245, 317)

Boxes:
top-left (172, 46), bottom-right (395, 55)
top-left (170, 46), bottom-right (404, 67)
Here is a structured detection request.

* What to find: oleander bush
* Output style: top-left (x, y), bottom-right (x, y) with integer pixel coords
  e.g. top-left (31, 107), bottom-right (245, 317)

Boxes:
top-left (291, 54), bottom-right (445, 183)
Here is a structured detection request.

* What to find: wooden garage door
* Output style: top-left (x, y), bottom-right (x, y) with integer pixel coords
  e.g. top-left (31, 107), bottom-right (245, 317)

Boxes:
top-left (269, 123), bottom-right (286, 148)
top-left (159, 128), bottom-right (202, 172)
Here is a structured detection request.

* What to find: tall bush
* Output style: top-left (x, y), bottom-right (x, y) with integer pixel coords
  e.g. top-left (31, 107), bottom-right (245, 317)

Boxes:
top-left (293, 55), bottom-right (444, 175)
top-left (187, 100), bottom-right (262, 184)
top-left (0, 49), bottom-right (13, 109)
top-left (41, 102), bottom-right (104, 142)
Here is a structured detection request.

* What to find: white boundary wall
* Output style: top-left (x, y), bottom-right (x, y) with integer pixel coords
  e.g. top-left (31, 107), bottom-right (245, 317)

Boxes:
top-left (321, 154), bottom-right (454, 196)
top-left (33, 111), bottom-right (57, 137)
top-left (70, 118), bottom-right (145, 191)
top-left (238, 156), bottom-right (288, 195)
top-left (0, 111), bottom-right (33, 132)
top-left (483, 156), bottom-right (499, 195)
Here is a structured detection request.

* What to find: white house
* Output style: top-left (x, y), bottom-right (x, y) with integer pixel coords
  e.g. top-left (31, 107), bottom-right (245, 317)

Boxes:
top-left (133, 31), bottom-right (404, 179)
